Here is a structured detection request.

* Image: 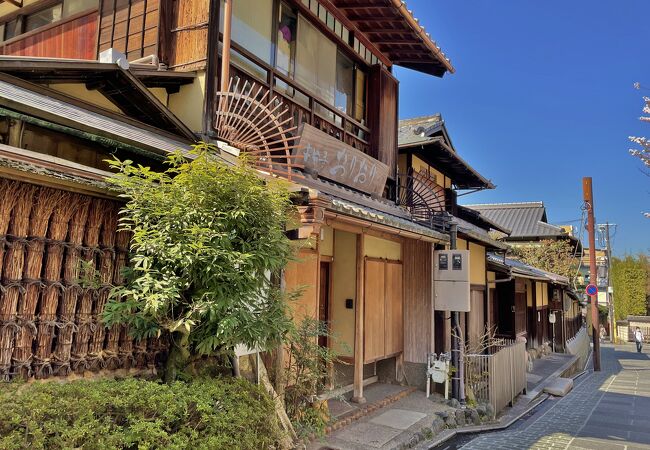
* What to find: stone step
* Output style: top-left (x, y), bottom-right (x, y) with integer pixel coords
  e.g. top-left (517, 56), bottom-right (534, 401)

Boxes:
top-left (544, 377), bottom-right (574, 397)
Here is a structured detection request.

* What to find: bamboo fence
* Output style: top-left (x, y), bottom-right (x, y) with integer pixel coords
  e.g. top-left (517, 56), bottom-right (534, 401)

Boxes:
top-left (0, 179), bottom-right (161, 380)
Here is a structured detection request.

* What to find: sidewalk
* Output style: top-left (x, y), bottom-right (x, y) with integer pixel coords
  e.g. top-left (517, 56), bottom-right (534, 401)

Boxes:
top-left (461, 343), bottom-right (650, 449)
top-left (309, 352), bottom-right (579, 450)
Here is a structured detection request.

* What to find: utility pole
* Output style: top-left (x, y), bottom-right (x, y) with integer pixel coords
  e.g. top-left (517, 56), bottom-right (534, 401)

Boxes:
top-left (583, 177), bottom-right (601, 371)
top-left (598, 223), bottom-right (617, 343)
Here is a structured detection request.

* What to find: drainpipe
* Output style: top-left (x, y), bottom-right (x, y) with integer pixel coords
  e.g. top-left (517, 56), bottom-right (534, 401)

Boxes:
top-left (449, 223), bottom-right (464, 404)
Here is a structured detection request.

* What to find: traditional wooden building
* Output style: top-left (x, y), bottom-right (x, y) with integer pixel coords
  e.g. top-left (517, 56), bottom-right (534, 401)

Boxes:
top-left (486, 254), bottom-right (582, 353)
top-left (0, 0), bottom-right (463, 401)
top-left (0, 69), bottom-right (204, 379)
top-left (466, 202), bottom-right (581, 251)
top-left (397, 114), bottom-right (511, 386)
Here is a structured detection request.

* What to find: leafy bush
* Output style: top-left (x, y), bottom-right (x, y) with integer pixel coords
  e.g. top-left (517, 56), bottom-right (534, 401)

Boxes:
top-left (282, 318), bottom-right (341, 438)
top-left (104, 145), bottom-right (297, 381)
top-left (0, 377), bottom-right (286, 449)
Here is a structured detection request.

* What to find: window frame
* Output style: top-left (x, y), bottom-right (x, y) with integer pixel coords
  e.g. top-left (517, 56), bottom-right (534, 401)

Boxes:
top-left (219, 0), bottom-right (370, 136)
top-left (225, 0), bottom-right (371, 126)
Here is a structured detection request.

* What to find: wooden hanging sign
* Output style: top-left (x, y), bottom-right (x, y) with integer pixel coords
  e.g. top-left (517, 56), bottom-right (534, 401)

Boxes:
top-left (294, 124), bottom-right (389, 196)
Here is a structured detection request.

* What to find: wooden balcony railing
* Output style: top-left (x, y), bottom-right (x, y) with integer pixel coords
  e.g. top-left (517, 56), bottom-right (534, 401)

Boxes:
top-left (0, 10), bottom-right (98, 60)
top-left (225, 41), bottom-right (371, 157)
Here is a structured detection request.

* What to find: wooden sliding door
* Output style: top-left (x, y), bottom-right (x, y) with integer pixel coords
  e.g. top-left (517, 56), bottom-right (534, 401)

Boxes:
top-left (364, 258), bottom-right (403, 363)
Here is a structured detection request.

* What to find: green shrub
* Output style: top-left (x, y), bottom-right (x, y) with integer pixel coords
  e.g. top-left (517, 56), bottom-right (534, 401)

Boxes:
top-left (0, 377), bottom-right (286, 449)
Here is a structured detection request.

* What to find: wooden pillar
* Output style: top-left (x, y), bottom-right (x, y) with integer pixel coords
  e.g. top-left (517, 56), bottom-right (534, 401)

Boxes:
top-left (202, 0), bottom-right (221, 135)
top-left (220, 0), bottom-right (233, 94)
top-left (352, 233), bottom-right (366, 403)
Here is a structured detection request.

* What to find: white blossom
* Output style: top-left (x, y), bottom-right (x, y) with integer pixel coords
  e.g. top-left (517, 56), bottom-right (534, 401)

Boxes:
top-left (629, 97), bottom-right (650, 216)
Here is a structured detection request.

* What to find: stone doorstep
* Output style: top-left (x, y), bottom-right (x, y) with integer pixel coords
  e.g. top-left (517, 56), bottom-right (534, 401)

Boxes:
top-left (304, 386), bottom-right (418, 444)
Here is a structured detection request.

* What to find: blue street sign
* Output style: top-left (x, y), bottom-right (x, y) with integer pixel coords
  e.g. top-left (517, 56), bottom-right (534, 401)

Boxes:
top-left (586, 284), bottom-right (598, 296)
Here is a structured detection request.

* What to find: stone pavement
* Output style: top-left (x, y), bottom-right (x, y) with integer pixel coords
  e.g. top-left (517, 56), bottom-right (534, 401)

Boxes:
top-left (309, 389), bottom-right (455, 450)
top-left (527, 353), bottom-right (575, 392)
top-left (310, 350), bottom-right (579, 450)
top-left (461, 343), bottom-right (650, 450)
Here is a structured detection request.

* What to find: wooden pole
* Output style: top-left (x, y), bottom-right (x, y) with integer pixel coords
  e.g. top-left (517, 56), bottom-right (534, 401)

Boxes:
top-left (220, 0), bottom-right (233, 95)
top-left (352, 233), bottom-right (366, 403)
top-left (202, 0), bottom-right (221, 135)
top-left (583, 177), bottom-right (601, 371)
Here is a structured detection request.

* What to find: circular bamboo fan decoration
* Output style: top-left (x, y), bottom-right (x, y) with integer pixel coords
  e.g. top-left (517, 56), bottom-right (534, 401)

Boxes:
top-left (410, 169), bottom-right (447, 213)
top-left (397, 168), bottom-right (449, 231)
top-left (214, 78), bottom-right (303, 181)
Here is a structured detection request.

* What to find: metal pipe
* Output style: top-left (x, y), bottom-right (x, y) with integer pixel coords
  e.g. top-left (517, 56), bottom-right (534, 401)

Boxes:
top-left (130, 54), bottom-right (159, 66)
top-left (449, 223), bottom-right (460, 401)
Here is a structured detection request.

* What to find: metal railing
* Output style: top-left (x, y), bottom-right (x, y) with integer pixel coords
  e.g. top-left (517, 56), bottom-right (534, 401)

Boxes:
top-left (465, 340), bottom-right (527, 414)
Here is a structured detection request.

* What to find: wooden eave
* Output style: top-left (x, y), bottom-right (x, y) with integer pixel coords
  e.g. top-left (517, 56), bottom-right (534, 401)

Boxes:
top-left (0, 72), bottom-right (193, 155)
top-left (0, 57), bottom-right (196, 140)
top-left (329, 0), bottom-right (454, 77)
top-left (400, 137), bottom-right (494, 190)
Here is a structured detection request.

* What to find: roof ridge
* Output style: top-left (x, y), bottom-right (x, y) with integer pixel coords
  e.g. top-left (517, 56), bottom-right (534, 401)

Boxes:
top-left (398, 114), bottom-right (442, 126)
top-left (464, 201), bottom-right (545, 208)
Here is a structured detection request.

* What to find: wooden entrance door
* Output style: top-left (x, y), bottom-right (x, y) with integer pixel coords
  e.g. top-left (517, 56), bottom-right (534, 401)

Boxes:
top-left (319, 261), bottom-right (331, 348)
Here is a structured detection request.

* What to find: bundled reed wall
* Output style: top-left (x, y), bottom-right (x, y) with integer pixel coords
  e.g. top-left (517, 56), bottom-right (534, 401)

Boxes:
top-left (0, 178), bottom-right (166, 380)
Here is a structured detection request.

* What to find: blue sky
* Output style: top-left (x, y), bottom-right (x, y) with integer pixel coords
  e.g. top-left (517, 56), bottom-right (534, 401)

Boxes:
top-left (395, 1), bottom-right (650, 255)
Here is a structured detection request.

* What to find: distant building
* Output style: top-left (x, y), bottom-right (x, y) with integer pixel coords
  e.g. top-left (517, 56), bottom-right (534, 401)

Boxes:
top-left (465, 202), bottom-right (582, 252)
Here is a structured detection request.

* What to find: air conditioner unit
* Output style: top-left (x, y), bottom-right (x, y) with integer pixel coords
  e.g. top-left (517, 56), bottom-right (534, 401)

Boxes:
top-left (433, 250), bottom-right (470, 312)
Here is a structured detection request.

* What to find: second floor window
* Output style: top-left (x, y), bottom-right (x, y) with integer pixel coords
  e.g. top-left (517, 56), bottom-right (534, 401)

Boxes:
top-left (223, 0), bottom-right (369, 126)
top-left (24, 4), bottom-right (63, 33)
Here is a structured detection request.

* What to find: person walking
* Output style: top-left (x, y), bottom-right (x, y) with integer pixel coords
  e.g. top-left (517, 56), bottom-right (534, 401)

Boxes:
top-left (635, 327), bottom-right (644, 353)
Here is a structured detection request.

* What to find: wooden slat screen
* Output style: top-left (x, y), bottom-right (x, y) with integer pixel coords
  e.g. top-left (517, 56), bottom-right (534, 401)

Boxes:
top-left (403, 240), bottom-right (431, 363)
top-left (514, 292), bottom-right (527, 336)
top-left (384, 261), bottom-right (403, 356)
top-left (367, 65), bottom-right (398, 180)
top-left (467, 289), bottom-right (485, 351)
top-left (283, 248), bottom-right (319, 322)
top-left (98, 0), bottom-right (160, 61)
top-left (164, 0), bottom-right (209, 69)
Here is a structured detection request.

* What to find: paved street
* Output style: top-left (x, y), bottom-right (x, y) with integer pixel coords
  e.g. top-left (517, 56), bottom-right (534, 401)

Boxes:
top-left (461, 343), bottom-right (650, 449)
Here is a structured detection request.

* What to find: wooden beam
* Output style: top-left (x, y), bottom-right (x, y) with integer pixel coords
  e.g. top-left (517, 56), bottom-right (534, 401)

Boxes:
top-left (203, 0), bottom-right (220, 135)
top-left (352, 232), bottom-right (366, 403)
top-left (374, 40), bottom-right (423, 46)
top-left (349, 16), bottom-right (404, 23)
top-left (2, 0), bottom-right (23, 8)
top-left (338, 5), bottom-right (389, 11)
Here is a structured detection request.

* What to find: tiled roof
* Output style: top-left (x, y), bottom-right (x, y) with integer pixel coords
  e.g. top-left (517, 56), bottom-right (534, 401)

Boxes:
top-left (487, 252), bottom-right (570, 286)
top-left (0, 75), bottom-right (193, 156)
top-left (297, 174), bottom-right (449, 242)
top-left (452, 215), bottom-right (509, 250)
top-left (464, 202), bottom-right (568, 239)
top-left (398, 115), bottom-right (494, 190)
top-left (398, 114), bottom-right (443, 144)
